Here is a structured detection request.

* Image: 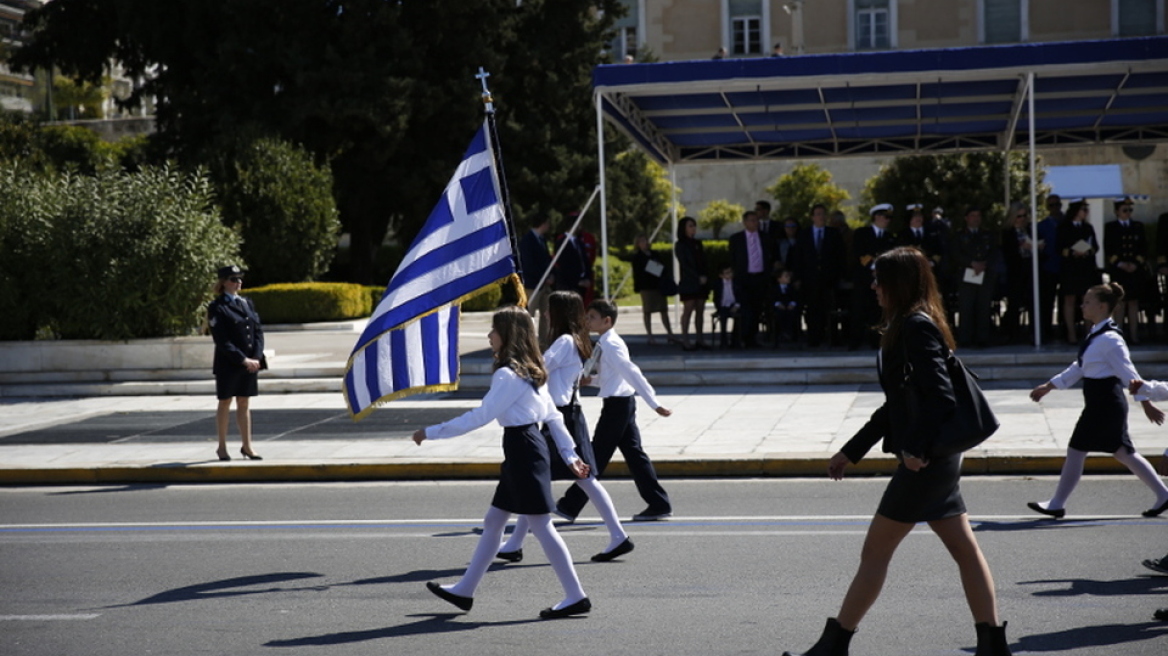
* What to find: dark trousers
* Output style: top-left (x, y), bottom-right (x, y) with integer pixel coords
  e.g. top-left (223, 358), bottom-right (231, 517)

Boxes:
top-left (849, 279), bottom-right (879, 348)
top-left (802, 283), bottom-right (834, 346)
top-left (958, 277), bottom-right (996, 346)
top-left (1038, 270), bottom-right (1060, 342)
top-left (715, 306), bottom-right (739, 347)
top-left (739, 272), bottom-right (769, 346)
top-left (557, 396), bottom-right (670, 516)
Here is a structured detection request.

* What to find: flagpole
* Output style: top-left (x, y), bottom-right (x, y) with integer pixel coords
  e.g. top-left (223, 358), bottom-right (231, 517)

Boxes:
top-left (476, 67), bottom-right (525, 302)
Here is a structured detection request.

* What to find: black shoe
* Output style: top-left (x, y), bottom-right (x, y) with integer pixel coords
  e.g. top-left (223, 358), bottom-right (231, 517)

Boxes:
top-left (216, 450), bottom-right (231, 461)
top-left (426, 582), bottom-right (472, 611)
top-left (1155, 608), bottom-right (1168, 622)
top-left (539, 597), bottom-right (591, 619)
top-left (1143, 498), bottom-right (1168, 518)
top-left (495, 549), bottom-right (523, 563)
top-left (632, 508), bottom-right (672, 522)
top-left (240, 449), bottom-right (262, 460)
top-left (1027, 501), bottom-right (1065, 519)
top-left (1142, 558), bottom-right (1168, 575)
top-left (591, 538), bottom-right (634, 562)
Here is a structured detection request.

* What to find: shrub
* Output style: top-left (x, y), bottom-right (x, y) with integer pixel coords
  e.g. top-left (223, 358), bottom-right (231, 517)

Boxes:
top-left (463, 283), bottom-right (504, 312)
top-left (699, 200), bottom-right (743, 239)
top-left (214, 137), bottom-right (341, 285)
top-left (245, 282), bottom-right (371, 324)
top-left (0, 163), bottom-right (239, 340)
top-left (765, 163), bottom-right (851, 223)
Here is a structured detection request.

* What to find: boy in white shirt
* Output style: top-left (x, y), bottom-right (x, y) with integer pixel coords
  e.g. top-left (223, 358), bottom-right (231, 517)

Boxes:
top-left (555, 299), bottom-right (674, 522)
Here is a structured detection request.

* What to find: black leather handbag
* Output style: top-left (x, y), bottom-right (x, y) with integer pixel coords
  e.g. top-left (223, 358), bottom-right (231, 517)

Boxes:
top-left (902, 324), bottom-right (999, 458)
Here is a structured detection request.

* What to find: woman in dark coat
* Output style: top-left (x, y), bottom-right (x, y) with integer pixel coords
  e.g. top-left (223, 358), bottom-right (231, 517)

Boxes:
top-left (783, 247), bottom-right (1011, 656)
top-left (208, 265), bottom-right (265, 461)
top-left (1057, 200), bottom-right (1101, 343)
top-left (674, 216), bottom-right (709, 350)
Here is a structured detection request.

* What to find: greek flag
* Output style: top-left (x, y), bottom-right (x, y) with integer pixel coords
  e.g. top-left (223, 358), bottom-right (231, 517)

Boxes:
top-left (343, 122), bottom-right (519, 418)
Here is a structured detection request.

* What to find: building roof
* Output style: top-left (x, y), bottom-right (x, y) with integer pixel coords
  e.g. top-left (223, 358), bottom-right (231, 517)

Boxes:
top-left (593, 36), bottom-right (1168, 164)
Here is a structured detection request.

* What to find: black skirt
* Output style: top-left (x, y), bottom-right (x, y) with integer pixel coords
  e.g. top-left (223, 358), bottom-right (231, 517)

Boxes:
top-left (1069, 377), bottom-right (1135, 454)
top-left (1059, 258), bottom-right (1101, 298)
top-left (545, 403), bottom-right (597, 480)
top-left (215, 367), bottom-right (259, 400)
top-left (491, 424), bottom-right (555, 515)
top-left (877, 454), bottom-right (967, 523)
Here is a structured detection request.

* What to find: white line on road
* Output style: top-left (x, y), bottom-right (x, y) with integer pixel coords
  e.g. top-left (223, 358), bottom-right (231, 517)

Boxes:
top-left (0, 614), bottom-right (101, 621)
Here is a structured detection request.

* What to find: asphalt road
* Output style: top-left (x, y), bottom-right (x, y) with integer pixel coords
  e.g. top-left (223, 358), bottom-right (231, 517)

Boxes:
top-left (2, 478), bottom-right (1166, 656)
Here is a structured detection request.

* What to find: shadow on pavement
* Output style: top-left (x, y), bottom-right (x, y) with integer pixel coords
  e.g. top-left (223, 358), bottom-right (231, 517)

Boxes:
top-left (265, 613), bottom-right (542, 647)
top-left (972, 517), bottom-right (1144, 532)
top-left (1012, 621), bottom-right (1168, 652)
top-left (47, 483), bottom-right (169, 496)
top-left (1018, 575), bottom-right (1168, 598)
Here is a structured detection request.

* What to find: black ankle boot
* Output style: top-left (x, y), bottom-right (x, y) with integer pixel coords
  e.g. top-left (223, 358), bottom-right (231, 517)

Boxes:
top-left (974, 621), bottom-right (1012, 656)
top-left (782, 617), bottom-right (854, 656)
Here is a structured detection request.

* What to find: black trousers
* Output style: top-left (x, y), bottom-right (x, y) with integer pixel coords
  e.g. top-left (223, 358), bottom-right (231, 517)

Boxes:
top-left (739, 272), bottom-right (769, 346)
top-left (557, 396), bottom-right (671, 517)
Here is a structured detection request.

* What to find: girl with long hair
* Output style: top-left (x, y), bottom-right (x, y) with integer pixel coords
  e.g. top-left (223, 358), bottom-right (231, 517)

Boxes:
top-left (413, 307), bottom-right (592, 619)
top-left (783, 247), bottom-right (1011, 656)
top-left (496, 291), bottom-right (634, 562)
top-left (1028, 282), bottom-right (1168, 519)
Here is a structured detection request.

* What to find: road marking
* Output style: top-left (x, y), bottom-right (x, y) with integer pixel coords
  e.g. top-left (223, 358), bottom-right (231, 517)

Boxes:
top-left (0, 614), bottom-right (100, 621)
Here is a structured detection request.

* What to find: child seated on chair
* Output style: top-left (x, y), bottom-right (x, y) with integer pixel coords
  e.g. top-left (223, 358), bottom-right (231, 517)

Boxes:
top-left (773, 268), bottom-right (799, 344)
top-left (712, 266), bottom-right (741, 349)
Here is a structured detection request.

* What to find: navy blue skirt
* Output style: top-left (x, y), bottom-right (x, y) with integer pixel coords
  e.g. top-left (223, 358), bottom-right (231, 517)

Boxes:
top-left (544, 403), bottom-right (597, 480)
top-left (1069, 377), bottom-right (1135, 454)
top-left (877, 454), bottom-right (967, 524)
top-left (214, 367), bottom-right (258, 400)
top-left (491, 424), bottom-right (555, 515)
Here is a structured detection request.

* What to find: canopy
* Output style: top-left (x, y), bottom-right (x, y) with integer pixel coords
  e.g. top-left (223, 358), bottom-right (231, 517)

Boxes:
top-left (589, 36), bottom-right (1168, 347)
top-left (593, 36), bottom-right (1168, 164)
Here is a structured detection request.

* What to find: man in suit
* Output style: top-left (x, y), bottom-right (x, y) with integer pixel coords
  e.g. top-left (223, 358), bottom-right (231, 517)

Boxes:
top-left (729, 210), bottom-right (776, 347)
top-left (755, 200), bottom-right (776, 237)
top-left (850, 204), bottom-right (898, 349)
top-left (796, 204), bottom-right (844, 347)
top-left (553, 228), bottom-right (592, 298)
top-left (518, 216), bottom-right (554, 343)
top-left (953, 206), bottom-right (999, 348)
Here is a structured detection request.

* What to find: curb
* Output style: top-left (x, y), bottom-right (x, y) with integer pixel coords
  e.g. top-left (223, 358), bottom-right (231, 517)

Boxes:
top-left (0, 455), bottom-right (1136, 486)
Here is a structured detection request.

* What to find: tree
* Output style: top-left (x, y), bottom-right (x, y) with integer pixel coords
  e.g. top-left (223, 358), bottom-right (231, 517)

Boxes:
top-left (699, 199), bottom-right (744, 239)
top-left (860, 152), bottom-right (1048, 231)
top-left (603, 149), bottom-right (683, 246)
top-left (52, 74), bottom-right (106, 120)
top-left (764, 163), bottom-right (850, 223)
top-left (12, 0), bottom-right (624, 284)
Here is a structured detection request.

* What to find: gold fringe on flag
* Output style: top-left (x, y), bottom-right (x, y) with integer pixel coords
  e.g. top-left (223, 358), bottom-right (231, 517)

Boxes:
top-left (509, 273), bottom-right (528, 309)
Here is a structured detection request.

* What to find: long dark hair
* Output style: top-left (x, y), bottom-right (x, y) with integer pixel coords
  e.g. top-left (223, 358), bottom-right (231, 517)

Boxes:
top-left (546, 291), bottom-right (592, 360)
top-left (677, 216), bottom-right (698, 241)
top-left (491, 306), bottom-right (548, 387)
top-left (874, 247), bottom-right (955, 351)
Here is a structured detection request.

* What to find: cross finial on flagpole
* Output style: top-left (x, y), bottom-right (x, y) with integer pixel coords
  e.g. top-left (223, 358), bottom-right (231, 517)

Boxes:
top-left (476, 67), bottom-right (494, 114)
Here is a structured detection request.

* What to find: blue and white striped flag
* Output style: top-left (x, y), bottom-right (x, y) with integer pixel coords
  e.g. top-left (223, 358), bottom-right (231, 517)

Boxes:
top-left (343, 122), bottom-right (520, 418)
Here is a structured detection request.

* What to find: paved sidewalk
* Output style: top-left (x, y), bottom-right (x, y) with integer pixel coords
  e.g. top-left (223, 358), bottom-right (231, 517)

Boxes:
top-left (1, 307), bottom-right (1167, 485)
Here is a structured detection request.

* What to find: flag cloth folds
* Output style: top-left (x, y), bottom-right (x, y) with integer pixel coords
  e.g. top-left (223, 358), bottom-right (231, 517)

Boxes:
top-left (343, 122), bottom-right (520, 419)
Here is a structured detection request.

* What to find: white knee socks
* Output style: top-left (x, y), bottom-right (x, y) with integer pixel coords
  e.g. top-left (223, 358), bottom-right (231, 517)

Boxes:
top-left (500, 476), bottom-right (628, 553)
top-left (527, 514), bottom-right (587, 609)
top-left (1045, 448), bottom-right (1088, 510)
top-left (446, 505), bottom-right (510, 598)
top-left (1113, 449), bottom-right (1168, 505)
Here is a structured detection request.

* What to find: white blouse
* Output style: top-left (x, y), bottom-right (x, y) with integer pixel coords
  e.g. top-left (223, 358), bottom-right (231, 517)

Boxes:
top-left (423, 367), bottom-right (578, 465)
top-left (1050, 321), bottom-right (1140, 389)
top-left (1133, 379), bottom-right (1168, 402)
top-left (544, 334), bottom-right (584, 407)
top-left (593, 329), bottom-right (661, 408)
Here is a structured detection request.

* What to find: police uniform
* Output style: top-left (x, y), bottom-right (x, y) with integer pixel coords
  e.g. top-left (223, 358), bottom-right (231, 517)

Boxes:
top-left (1057, 218), bottom-right (1101, 297)
top-left (849, 204), bottom-right (898, 349)
top-left (208, 266), bottom-right (265, 400)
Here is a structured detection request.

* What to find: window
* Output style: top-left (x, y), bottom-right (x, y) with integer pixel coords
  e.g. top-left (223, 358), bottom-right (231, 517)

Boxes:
top-left (983, 0), bottom-right (1023, 43)
top-left (856, 0), bottom-right (891, 50)
top-left (729, 0), bottom-right (763, 55)
top-left (1117, 0), bottom-right (1157, 36)
top-left (611, 0), bottom-right (639, 60)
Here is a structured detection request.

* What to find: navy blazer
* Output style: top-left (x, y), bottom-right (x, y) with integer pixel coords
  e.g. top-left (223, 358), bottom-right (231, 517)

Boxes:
top-left (209, 294), bottom-right (265, 375)
top-left (729, 229), bottom-right (776, 279)
top-left (795, 225), bottom-right (844, 288)
top-left (518, 229), bottom-right (553, 288)
top-left (840, 314), bottom-right (956, 462)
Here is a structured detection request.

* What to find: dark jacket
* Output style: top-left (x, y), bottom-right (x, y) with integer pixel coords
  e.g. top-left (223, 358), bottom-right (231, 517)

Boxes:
top-left (729, 229), bottom-right (776, 279)
top-left (674, 237), bottom-right (708, 296)
top-left (518, 229), bottom-right (552, 289)
top-left (209, 294), bottom-right (265, 375)
top-left (632, 248), bottom-right (666, 293)
top-left (553, 234), bottom-right (590, 292)
top-left (841, 314), bottom-right (956, 462)
top-left (851, 225), bottom-right (898, 285)
top-left (795, 225), bottom-right (844, 288)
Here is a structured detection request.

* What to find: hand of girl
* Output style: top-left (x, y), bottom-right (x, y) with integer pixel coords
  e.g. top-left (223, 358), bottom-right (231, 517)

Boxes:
top-left (412, 429), bottom-right (427, 445)
top-left (569, 459), bottom-right (590, 479)
top-left (827, 452), bottom-right (850, 481)
top-left (655, 407), bottom-right (672, 417)
top-left (902, 453), bottom-right (929, 471)
top-left (1141, 401), bottom-right (1165, 426)
top-left (1030, 382), bottom-right (1054, 402)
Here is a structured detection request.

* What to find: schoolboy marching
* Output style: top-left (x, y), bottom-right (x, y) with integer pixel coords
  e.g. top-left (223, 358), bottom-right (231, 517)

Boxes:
top-left (555, 299), bottom-right (675, 523)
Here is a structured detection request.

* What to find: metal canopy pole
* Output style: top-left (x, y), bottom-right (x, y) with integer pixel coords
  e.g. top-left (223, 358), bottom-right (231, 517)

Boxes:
top-left (597, 90), bottom-right (610, 301)
top-left (1027, 71), bottom-right (1041, 348)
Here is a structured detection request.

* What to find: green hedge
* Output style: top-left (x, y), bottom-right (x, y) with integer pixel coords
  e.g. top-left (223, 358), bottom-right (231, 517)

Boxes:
top-left (246, 282), bottom-right (371, 324)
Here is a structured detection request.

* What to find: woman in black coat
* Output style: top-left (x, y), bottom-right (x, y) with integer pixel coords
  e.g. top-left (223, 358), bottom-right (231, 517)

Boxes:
top-left (674, 216), bottom-right (710, 350)
top-left (208, 265), bottom-right (265, 461)
top-left (783, 247), bottom-right (1011, 656)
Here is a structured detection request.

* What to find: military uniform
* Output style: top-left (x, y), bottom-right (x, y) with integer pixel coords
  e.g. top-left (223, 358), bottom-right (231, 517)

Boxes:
top-left (953, 227), bottom-right (999, 347)
top-left (1104, 218), bottom-right (1149, 300)
top-left (208, 293), bottom-right (265, 399)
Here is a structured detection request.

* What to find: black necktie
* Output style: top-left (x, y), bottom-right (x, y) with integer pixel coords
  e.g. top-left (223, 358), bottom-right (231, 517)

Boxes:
top-left (815, 229), bottom-right (822, 251)
top-left (1077, 322), bottom-right (1117, 366)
